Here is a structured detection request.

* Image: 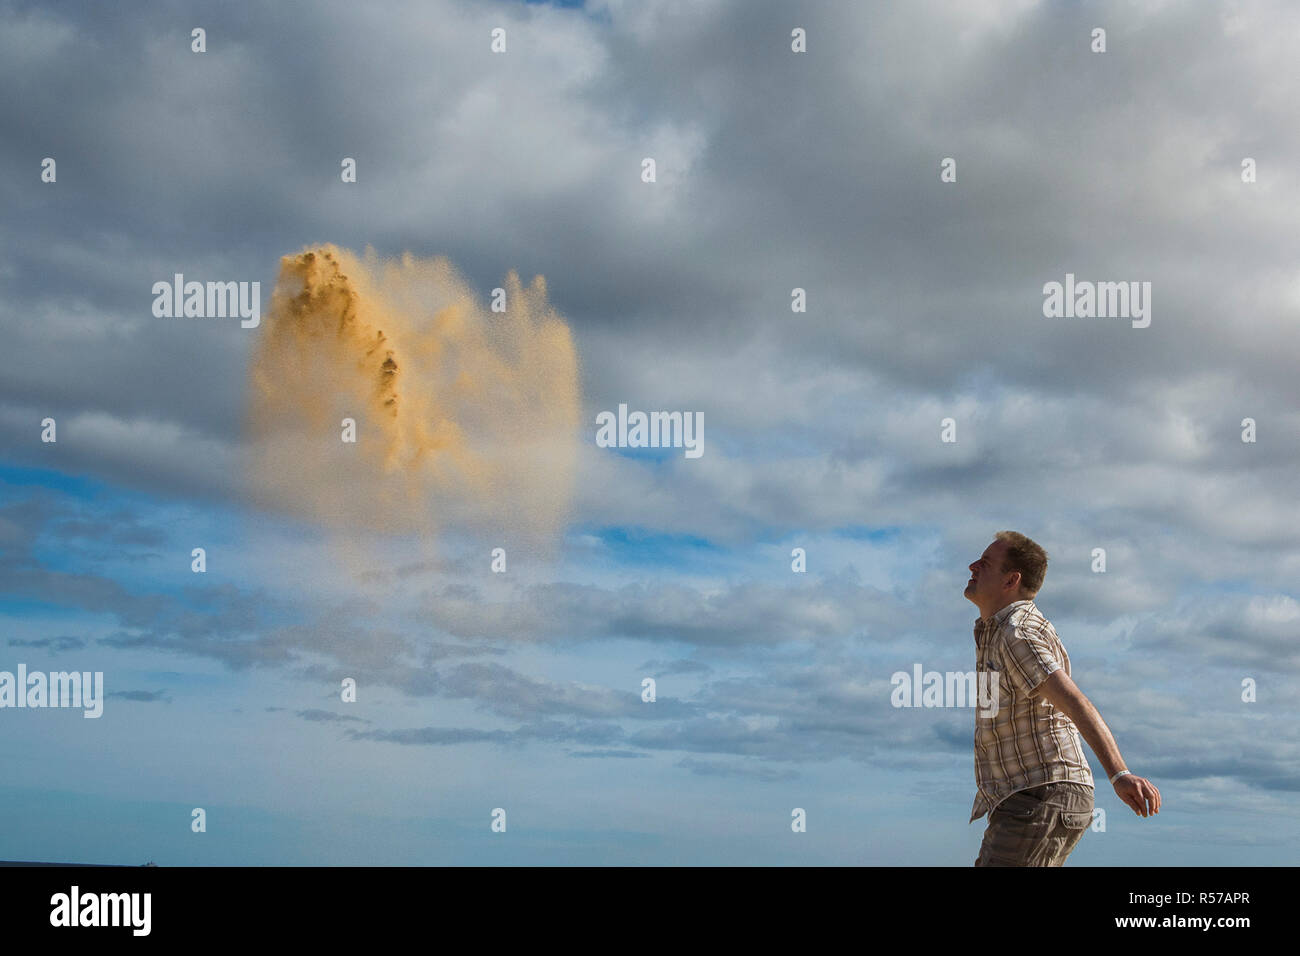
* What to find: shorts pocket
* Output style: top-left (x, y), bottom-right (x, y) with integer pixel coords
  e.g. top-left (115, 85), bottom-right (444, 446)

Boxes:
top-left (994, 792), bottom-right (1041, 820)
top-left (1060, 810), bottom-right (1092, 830)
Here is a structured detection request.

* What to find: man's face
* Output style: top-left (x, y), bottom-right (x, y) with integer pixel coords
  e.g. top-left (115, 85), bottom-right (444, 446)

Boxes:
top-left (964, 540), bottom-right (1013, 608)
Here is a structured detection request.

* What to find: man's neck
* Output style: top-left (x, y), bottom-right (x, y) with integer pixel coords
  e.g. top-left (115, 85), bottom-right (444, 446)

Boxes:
top-left (979, 595), bottom-right (1029, 622)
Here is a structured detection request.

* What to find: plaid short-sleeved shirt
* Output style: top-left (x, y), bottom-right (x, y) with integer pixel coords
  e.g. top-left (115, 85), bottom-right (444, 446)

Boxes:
top-left (970, 599), bottom-right (1094, 823)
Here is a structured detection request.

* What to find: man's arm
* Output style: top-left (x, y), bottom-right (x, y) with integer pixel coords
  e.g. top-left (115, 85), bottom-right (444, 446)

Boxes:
top-left (1036, 669), bottom-right (1162, 818)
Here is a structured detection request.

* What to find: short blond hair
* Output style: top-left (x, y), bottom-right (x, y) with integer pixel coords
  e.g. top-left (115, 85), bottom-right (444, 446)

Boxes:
top-left (995, 530), bottom-right (1048, 596)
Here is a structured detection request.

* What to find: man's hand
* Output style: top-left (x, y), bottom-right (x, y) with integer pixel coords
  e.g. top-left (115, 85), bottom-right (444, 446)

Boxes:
top-left (1114, 774), bottom-right (1161, 817)
top-left (1036, 671), bottom-right (1163, 819)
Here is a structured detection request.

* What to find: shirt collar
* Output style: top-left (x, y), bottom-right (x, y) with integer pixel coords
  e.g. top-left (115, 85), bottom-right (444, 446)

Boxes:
top-left (973, 599), bottom-right (1033, 636)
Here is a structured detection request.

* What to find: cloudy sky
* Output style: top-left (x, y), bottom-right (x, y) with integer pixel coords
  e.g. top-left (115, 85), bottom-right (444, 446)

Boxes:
top-left (1, 0), bottom-right (1297, 865)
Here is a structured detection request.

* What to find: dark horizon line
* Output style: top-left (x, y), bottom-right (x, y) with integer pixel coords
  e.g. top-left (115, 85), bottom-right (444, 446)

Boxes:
top-left (0, 861), bottom-right (155, 867)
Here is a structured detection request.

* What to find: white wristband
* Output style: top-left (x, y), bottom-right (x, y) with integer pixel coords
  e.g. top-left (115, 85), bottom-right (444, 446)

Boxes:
top-left (1109, 770), bottom-right (1132, 784)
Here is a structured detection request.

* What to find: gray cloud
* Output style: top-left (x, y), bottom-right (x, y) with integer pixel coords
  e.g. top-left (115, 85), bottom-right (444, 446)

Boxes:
top-left (8, 635), bottom-right (86, 652)
top-left (348, 718), bottom-right (627, 748)
top-left (568, 748), bottom-right (651, 759)
top-left (106, 688), bottom-right (171, 703)
top-left (675, 757), bottom-right (800, 782)
top-left (296, 708), bottom-right (367, 724)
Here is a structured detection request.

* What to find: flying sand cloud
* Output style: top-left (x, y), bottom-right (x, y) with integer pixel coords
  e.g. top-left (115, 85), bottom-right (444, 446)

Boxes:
top-left (244, 244), bottom-right (581, 552)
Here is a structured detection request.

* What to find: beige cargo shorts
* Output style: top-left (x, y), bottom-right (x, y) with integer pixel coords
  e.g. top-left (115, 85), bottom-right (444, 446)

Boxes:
top-left (975, 782), bottom-right (1094, 867)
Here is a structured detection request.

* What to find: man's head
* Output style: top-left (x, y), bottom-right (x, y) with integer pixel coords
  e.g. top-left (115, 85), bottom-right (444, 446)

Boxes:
top-left (964, 531), bottom-right (1048, 618)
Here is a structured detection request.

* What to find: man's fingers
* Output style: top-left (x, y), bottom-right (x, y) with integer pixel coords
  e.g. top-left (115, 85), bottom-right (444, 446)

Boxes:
top-left (1148, 782), bottom-right (1161, 815)
top-left (1132, 785), bottom-right (1147, 816)
top-left (1136, 779), bottom-right (1160, 816)
top-left (1115, 777), bottom-right (1161, 817)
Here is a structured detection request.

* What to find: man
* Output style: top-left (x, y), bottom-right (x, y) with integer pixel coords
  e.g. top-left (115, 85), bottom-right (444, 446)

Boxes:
top-left (965, 531), bottom-right (1161, 866)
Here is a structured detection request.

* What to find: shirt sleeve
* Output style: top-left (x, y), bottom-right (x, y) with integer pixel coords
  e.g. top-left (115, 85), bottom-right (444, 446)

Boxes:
top-left (999, 622), bottom-right (1062, 697)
